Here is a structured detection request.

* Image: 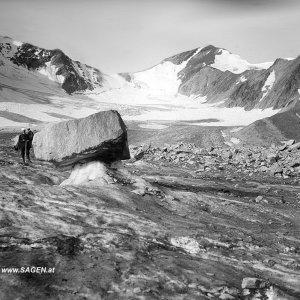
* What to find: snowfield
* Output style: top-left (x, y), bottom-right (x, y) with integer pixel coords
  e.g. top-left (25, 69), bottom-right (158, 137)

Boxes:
top-left (259, 70), bottom-right (276, 102)
top-left (211, 49), bottom-right (273, 74)
top-left (211, 49), bottom-right (251, 74)
top-left (0, 41), bottom-right (281, 129)
top-left (133, 61), bottom-right (187, 95)
top-left (0, 71), bottom-right (280, 128)
top-left (12, 40), bottom-right (23, 47)
top-left (132, 48), bottom-right (202, 95)
top-left (87, 86), bottom-right (279, 127)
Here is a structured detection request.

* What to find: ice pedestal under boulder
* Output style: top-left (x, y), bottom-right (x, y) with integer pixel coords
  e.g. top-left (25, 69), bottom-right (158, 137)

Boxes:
top-left (33, 110), bottom-right (130, 169)
top-left (60, 161), bottom-right (114, 186)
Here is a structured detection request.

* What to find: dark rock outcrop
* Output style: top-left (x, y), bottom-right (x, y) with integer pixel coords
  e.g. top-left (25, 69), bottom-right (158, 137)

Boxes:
top-left (33, 110), bottom-right (130, 168)
top-left (0, 36), bottom-right (104, 94)
top-left (236, 101), bottom-right (300, 146)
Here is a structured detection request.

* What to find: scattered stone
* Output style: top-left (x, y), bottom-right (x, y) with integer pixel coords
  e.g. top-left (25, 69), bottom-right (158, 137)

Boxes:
top-left (288, 141), bottom-right (300, 152)
top-left (219, 294), bottom-right (235, 300)
top-left (241, 278), bottom-right (266, 289)
top-left (133, 287), bottom-right (141, 294)
top-left (128, 141), bottom-right (300, 179)
top-left (255, 196), bottom-right (264, 203)
top-left (285, 139), bottom-right (295, 146)
top-left (267, 153), bottom-right (280, 164)
top-left (134, 149), bottom-right (145, 160)
top-left (195, 167), bottom-right (205, 173)
top-left (269, 164), bottom-right (283, 176)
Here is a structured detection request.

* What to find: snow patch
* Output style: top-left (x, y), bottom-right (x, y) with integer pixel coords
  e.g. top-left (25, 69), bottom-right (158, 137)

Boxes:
top-left (221, 131), bottom-right (227, 138)
top-left (170, 236), bottom-right (200, 255)
top-left (38, 61), bottom-right (65, 84)
top-left (250, 61), bottom-right (273, 69)
top-left (222, 131), bottom-right (240, 146)
top-left (259, 70), bottom-right (276, 102)
top-left (138, 123), bottom-right (169, 130)
top-left (236, 76), bottom-right (247, 85)
top-left (133, 61), bottom-right (186, 95)
top-left (212, 49), bottom-right (273, 74)
top-left (230, 138), bottom-right (240, 145)
top-left (12, 40), bottom-right (23, 47)
top-left (192, 95), bottom-right (207, 103)
top-left (230, 127), bottom-right (243, 133)
top-left (211, 49), bottom-right (251, 74)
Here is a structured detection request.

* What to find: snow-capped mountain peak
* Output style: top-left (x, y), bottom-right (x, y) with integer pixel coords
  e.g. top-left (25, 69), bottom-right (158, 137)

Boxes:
top-left (1, 35), bottom-right (299, 114)
top-left (130, 47), bottom-right (202, 95)
top-left (119, 45), bottom-right (300, 111)
top-left (124, 45), bottom-right (274, 97)
top-left (0, 35), bottom-right (108, 94)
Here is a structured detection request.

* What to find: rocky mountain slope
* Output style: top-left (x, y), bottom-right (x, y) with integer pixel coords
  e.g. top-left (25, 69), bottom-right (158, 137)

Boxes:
top-left (2, 35), bottom-right (299, 113)
top-left (126, 45), bottom-right (300, 111)
top-left (235, 101), bottom-right (300, 146)
top-left (1, 35), bottom-right (300, 147)
top-left (0, 36), bottom-right (124, 94)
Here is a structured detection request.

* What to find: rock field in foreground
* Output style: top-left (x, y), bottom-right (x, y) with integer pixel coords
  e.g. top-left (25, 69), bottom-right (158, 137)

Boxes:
top-left (129, 140), bottom-right (300, 180)
top-left (0, 131), bottom-right (299, 299)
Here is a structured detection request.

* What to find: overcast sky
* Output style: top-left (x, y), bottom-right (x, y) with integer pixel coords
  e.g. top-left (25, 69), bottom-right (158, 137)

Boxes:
top-left (0, 0), bottom-right (299, 73)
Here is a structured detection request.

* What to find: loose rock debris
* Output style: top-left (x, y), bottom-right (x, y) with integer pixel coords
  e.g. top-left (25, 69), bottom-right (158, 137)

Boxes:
top-left (0, 132), bottom-right (299, 299)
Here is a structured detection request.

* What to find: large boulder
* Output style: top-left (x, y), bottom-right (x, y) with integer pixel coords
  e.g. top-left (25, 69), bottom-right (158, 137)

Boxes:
top-left (33, 110), bottom-right (130, 168)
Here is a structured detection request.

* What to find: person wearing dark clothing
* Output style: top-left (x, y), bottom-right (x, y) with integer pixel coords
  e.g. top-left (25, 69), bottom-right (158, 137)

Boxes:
top-left (15, 128), bottom-right (30, 165)
top-left (27, 128), bottom-right (34, 155)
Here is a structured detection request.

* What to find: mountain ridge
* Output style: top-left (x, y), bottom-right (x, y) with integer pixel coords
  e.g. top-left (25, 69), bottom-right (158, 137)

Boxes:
top-left (127, 45), bottom-right (299, 111)
top-left (1, 35), bottom-right (299, 111)
top-left (0, 36), bottom-right (107, 94)
top-left (1, 34), bottom-right (300, 136)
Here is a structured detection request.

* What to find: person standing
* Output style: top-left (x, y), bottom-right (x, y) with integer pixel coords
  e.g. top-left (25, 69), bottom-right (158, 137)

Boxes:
top-left (26, 128), bottom-right (34, 163)
top-left (14, 128), bottom-right (30, 165)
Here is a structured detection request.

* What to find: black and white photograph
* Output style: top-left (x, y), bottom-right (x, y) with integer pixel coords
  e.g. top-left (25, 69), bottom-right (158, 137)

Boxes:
top-left (0, 0), bottom-right (300, 299)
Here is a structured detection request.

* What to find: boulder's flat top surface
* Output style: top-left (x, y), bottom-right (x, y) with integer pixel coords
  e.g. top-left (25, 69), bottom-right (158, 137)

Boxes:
top-left (33, 110), bottom-right (130, 167)
top-left (0, 131), bottom-right (299, 299)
